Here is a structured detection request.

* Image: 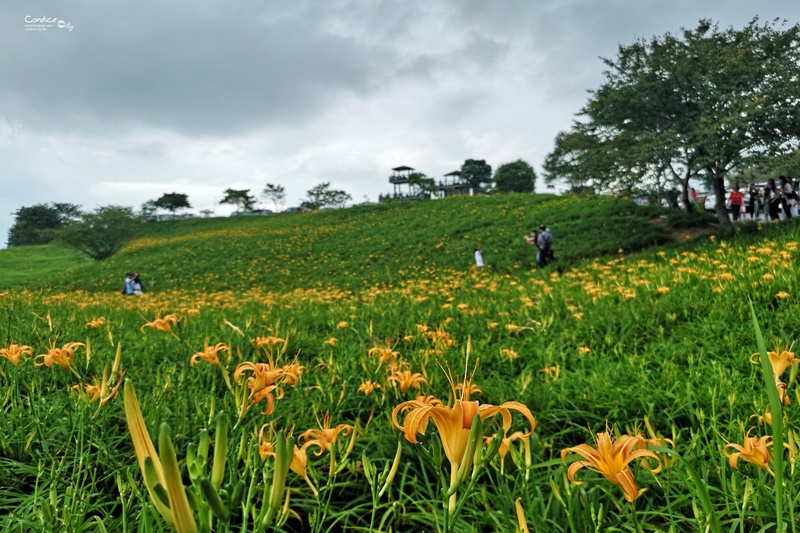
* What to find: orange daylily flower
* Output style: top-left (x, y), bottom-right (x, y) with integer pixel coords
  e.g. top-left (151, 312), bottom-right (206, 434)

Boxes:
top-left (260, 424), bottom-right (324, 495)
top-left (34, 341), bottom-right (85, 375)
top-left (140, 313), bottom-right (179, 334)
top-left (252, 336), bottom-right (286, 349)
top-left (85, 317), bottom-right (106, 329)
top-left (0, 344), bottom-right (33, 366)
top-left (234, 360), bottom-right (300, 417)
top-left (300, 412), bottom-right (354, 452)
top-left (357, 380), bottom-right (381, 396)
top-left (190, 340), bottom-right (229, 366)
top-left (750, 342), bottom-right (797, 384)
top-left (74, 377), bottom-right (103, 402)
top-left (561, 431), bottom-right (662, 502)
top-left (724, 431), bottom-right (773, 474)
top-left (387, 369), bottom-right (428, 392)
top-left (368, 345), bottom-right (399, 366)
top-left (392, 359), bottom-right (535, 480)
top-left (455, 380), bottom-right (482, 397)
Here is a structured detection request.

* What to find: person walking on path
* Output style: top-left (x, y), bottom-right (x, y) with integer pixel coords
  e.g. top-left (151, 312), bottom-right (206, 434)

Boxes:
top-left (728, 186), bottom-right (744, 222)
top-left (537, 224), bottom-right (554, 268)
top-left (765, 179), bottom-right (782, 221)
top-left (523, 229), bottom-right (540, 267)
top-left (746, 184), bottom-right (759, 221)
top-left (779, 176), bottom-right (796, 219)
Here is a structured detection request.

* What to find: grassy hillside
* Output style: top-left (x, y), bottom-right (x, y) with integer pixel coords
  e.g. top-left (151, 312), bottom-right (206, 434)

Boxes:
top-left (0, 194), bottom-right (682, 293)
top-left (3, 193), bottom-right (800, 531)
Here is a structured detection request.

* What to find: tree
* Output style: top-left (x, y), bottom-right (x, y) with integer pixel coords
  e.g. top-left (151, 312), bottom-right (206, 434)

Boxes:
top-left (300, 182), bottom-right (352, 210)
top-left (407, 172), bottom-right (436, 197)
top-left (262, 183), bottom-right (286, 212)
top-left (140, 200), bottom-right (158, 218)
top-left (57, 206), bottom-right (138, 261)
top-left (460, 160), bottom-right (493, 192)
top-left (219, 189), bottom-right (257, 212)
top-left (544, 18), bottom-right (800, 233)
top-left (493, 160), bottom-right (537, 193)
top-left (153, 193), bottom-right (191, 215)
top-left (7, 203), bottom-right (82, 246)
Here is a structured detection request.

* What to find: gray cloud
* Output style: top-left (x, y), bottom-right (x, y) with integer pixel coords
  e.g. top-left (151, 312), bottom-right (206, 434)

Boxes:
top-left (1, 0), bottom-right (799, 246)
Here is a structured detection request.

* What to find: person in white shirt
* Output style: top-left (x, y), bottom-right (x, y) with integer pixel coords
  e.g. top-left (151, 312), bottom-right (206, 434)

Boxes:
top-left (474, 247), bottom-right (484, 268)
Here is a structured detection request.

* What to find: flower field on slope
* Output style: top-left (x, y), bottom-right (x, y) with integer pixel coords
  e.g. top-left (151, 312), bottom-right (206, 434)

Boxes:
top-left (1, 194), bottom-right (676, 294)
top-left (1, 205), bottom-right (799, 531)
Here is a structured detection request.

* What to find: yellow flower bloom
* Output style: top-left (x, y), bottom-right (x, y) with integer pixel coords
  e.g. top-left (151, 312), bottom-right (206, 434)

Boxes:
top-left (34, 341), bottom-right (85, 373)
top-left (656, 286), bottom-right (670, 294)
top-left (578, 346), bottom-right (591, 355)
top-left (357, 380), bottom-right (381, 396)
top-left (324, 337), bottom-right (338, 346)
top-left (724, 431), bottom-right (773, 474)
top-left (336, 321), bottom-right (349, 328)
top-left (190, 340), bottom-right (229, 366)
top-left (539, 364), bottom-right (561, 379)
top-left (561, 431), bottom-right (662, 502)
top-left (300, 412), bottom-right (354, 452)
top-left (500, 348), bottom-right (519, 361)
top-left (252, 336), bottom-right (286, 349)
top-left (0, 344), bottom-right (33, 366)
top-left (750, 342), bottom-right (797, 384)
top-left (454, 380), bottom-right (483, 397)
top-left (74, 377), bottom-right (103, 402)
top-left (140, 313), bottom-right (179, 334)
top-left (387, 369), bottom-right (428, 392)
top-left (368, 345), bottom-right (400, 365)
top-left (234, 361), bottom-right (299, 417)
top-left (85, 317), bottom-right (106, 329)
top-left (776, 291), bottom-right (790, 300)
top-left (392, 362), bottom-right (535, 492)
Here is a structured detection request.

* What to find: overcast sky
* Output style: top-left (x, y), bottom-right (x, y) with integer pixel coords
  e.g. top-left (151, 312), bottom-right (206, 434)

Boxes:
top-left (1, 1), bottom-right (798, 248)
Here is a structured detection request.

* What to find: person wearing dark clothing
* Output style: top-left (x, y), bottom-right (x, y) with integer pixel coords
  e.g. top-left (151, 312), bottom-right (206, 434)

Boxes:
top-left (746, 184), bottom-right (759, 221)
top-left (765, 179), bottom-right (782, 221)
top-left (537, 224), bottom-right (554, 267)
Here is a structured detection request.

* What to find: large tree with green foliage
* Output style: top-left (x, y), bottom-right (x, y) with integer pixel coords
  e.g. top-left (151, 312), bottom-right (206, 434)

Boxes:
top-left (262, 183), bottom-right (286, 212)
top-left (301, 182), bottom-right (352, 210)
top-left (460, 160), bottom-right (492, 192)
top-left (544, 18), bottom-right (800, 233)
top-left (57, 206), bottom-right (138, 260)
top-left (220, 189), bottom-right (257, 212)
top-left (407, 172), bottom-right (436, 197)
top-left (153, 193), bottom-right (191, 215)
top-left (7, 203), bottom-right (82, 246)
top-left (493, 160), bottom-right (536, 193)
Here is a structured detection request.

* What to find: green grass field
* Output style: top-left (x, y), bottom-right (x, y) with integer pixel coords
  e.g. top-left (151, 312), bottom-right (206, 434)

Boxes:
top-left (1, 194), bottom-right (797, 532)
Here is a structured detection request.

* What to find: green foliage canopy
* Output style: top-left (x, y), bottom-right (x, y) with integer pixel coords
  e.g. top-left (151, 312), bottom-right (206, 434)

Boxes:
top-left (262, 183), bottom-right (286, 211)
top-left (460, 159), bottom-right (492, 192)
top-left (493, 160), bottom-right (536, 193)
top-left (301, 182), bottom-right (352, 210)
top-left (153, 193), bottom-right (191, 214)
top-left (544, 18), bottom-right (800, 233)
top-left (220, 189), bottom-right (257, 212)
top-left (7, 203), bottom-right (82, 247)
top-left (57, 205), bottom-right (138, 261)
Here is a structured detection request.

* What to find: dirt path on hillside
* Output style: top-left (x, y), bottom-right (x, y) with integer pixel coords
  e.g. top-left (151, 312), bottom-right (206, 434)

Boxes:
top-left (652, 216), bottom-right (715, 244)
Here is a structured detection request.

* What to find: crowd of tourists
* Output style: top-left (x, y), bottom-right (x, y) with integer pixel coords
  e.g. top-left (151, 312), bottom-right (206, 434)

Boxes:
top-left (715, 176), bottom-right (798, 222)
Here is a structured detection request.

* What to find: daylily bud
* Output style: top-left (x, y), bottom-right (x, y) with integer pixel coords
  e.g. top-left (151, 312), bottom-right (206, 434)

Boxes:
top-left (158, 423), bottom-right (198, 533)
top-left (211, 415), bottom-right (228, 490)
top-left (378, 442), bottom-right (403, 498)
top-left (200, 478), bottom-right (230, 523)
